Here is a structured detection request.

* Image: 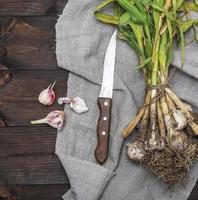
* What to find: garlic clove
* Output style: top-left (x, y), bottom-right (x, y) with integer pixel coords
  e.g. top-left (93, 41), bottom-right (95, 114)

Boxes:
top-left (70, 97), bottom-right (89, 113)
top-left (173, 110), bottom-right (187, 130)
top-left (38, 81), bottom-right (56, 106)
top-left (58, 97), bottom-right (72, 105)
top-left (46, 110), bottom-right (65, 130)
top-left (58, 96), bottom-right (89, 114)
top-left (31, 110), bottom-right (65, 130)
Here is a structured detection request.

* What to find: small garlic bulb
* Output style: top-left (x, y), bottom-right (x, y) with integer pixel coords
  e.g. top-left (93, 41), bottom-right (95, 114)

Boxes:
top-left (127, 140), bottom-right (146, 162)
top-left (169, 129), bottom-right (188, 151)
top-left (38, 81), bottom-right (56, 105)
top-left (173, 110), bottom-right (187, 130)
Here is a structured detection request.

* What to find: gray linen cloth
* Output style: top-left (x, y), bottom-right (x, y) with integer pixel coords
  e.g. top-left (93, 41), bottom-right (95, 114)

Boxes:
top-left (55, 1), bottom-right (198, 200)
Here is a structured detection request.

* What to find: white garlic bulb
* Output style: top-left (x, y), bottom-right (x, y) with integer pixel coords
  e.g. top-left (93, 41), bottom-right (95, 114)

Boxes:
top-left (173, 110), bottom-right (187, 130)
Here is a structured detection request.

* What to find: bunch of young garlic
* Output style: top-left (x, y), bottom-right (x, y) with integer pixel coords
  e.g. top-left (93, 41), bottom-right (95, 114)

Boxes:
top-left (95, 0), bottom-right (198, 185)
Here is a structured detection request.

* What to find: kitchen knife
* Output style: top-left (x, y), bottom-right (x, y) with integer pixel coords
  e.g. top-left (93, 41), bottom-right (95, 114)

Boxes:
top-left (95, 30), bottom-right (117, 165)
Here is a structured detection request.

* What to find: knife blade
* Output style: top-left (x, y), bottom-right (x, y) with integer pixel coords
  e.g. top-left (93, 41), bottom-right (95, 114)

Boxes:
top-left (95, 30), bottom-right (117, 165)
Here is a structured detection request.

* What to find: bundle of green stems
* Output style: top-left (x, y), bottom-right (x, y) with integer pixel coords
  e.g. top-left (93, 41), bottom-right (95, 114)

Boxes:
top-left (95, 0), bottom-right (198, 185)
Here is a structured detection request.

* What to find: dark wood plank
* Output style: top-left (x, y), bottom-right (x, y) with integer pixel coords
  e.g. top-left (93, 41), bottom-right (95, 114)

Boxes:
top-left (0, 184), bottom-right (70, 200)
top-left (11, 184), bottom-right (70, 200)
top-left (0, 69), bottom-right (68, 126)
top-left (0, 69), bottom-right (68, 98)
top-left (0, 155), bottom-right (68, 185)
top-left (0, 64), bottom-right (11, 88)
top-left (0, 127), bottom-right (56, 157)
top-left (0, 0), bottom-right (67, 16)
top-left (1, 17), bottom-right (60, 70)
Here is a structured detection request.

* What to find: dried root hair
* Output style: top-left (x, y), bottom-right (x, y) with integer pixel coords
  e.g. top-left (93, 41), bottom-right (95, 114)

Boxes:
top-left (144, 139), bottom-right (198, 186)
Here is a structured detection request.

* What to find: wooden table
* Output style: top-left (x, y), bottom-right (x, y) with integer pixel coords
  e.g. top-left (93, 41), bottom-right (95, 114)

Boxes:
top-left (0, 1), bottom-right (197, 199)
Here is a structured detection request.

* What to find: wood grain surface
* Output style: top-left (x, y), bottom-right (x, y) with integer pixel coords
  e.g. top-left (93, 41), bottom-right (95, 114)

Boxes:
top-left (0, 185), bottom-right (70, 200)
top-left (0, 1), bottom-right (70, 199)
top-left (0, 17), bottom-right (59, 69)
top-left (0, 1), bottom-right (197, 200)
top-left (0, 0), bottom-right (68, 16)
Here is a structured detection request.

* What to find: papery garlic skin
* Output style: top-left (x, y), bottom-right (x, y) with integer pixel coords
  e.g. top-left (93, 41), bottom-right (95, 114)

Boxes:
top-left (46, 110), bottom-right (65, 130)
top-left (169, 129), bottom-right (188, 151)
top-left (38, 81), bottom-right (56, 105)
top-left (144, 124), bottom-right (165, 151)
top-left (184, 103), bottom-right (193, 112)
top-left (127, 141), bottom-right (146, 162)
top-left (31, 110), bottom-right (65, 130)
top-left (173, 110), bottom-right (187, 130)
top-left (145, 130), bottom-right (165, 151)
top-left (70, 97), bottom-right (89, 113)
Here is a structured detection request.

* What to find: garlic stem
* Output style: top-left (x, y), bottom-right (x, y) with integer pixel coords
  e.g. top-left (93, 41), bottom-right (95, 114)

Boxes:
top-left (165, 88), bottom-right (191, 118)
top-left (188, 120), bottom-right (198, 135)
top-left (150, 89), bottom-right (157, 128)
top-left (157, 100), bottom-right (166, 138)
top-left (160, 93), bottom-right (172, 130)
top-left (139, 90), bottom-right (151, 140)
top-left (165, 93), bottom-right (176, 112)
top-left (122, 106), bottom-right (145, 138)
top-left (31, 118), bottom-right (47, 124)
top-left (50, 80), bottom-right (56, 89)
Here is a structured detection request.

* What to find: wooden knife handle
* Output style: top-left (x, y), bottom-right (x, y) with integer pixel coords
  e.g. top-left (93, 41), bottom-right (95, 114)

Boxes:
top-left (95, 98), bottom-right (112, 165)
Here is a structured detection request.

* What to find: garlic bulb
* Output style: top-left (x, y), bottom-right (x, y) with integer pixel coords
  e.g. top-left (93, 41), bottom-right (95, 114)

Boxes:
top-left (127, 141), bottom-right (146, 162)
top-left (169, 129), bottom-right (188, 151)
top-left (38, 81), bottom-right (56, 105)
top-left (173, 110), bottom-right (187, 130)
top-left (144, 124), bottom-right (165, 151)
top-left (58, 97), bottom-right (89, 114)
top-left (147, 130), bottom-right (165, 150)
top-left (31, 110), bottom-right (65, 130)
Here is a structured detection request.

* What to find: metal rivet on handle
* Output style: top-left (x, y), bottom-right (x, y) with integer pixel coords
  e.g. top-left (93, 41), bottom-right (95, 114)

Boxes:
top-left (104, 102), bottom-right (108, 106)
top-left (103, 116), bottom-right (107, 121)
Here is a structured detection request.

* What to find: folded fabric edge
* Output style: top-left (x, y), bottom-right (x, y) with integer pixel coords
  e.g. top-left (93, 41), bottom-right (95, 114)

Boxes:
top-left (62, 189), bottom-right (75, 200)
top-left (56, 150), bottom-right (116, 200)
